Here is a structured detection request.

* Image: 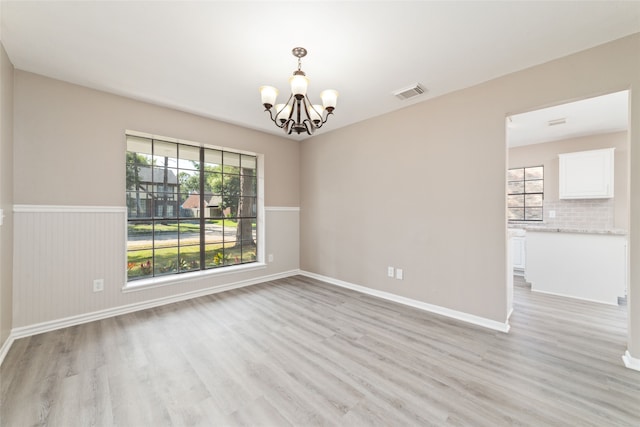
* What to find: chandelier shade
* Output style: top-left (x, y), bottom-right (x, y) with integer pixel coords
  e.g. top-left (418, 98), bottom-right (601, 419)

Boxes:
top-left (259, 86), bottom-right (278, 108)
top-left (320, 89), bottom-right (338, 111)
top-left (289, 74), bottom-right (309, 97)
top-left (260, 47), bottom-right (338, 135)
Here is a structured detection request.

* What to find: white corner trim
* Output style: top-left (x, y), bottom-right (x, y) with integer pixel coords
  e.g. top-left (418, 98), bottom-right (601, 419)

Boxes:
top-left (622, 350), bottom-right (640, 371)
top-left (0, 335), bottom-right (16, 367)
top-left (265, 206), bottom-right (301, 212)
top-left (14, 204), bottom-right (126, 213)
top-left (10, 269), bottom-right (301, 341)
top-left (300, 271), bottom-right (510, 333)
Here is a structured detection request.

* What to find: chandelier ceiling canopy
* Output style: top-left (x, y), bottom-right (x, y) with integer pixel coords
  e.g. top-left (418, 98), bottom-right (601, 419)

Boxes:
top-left (260, 47), bottom-right (338, 136)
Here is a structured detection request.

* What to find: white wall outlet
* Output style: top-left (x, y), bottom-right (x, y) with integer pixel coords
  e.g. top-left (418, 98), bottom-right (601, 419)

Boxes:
top-left (93, 279), bottom-right (104, 292)
top-left (268, 253), bottom-right (274, 263)
top-left (396, 268), bottom-right (404, 280)
top-left (549, 210), bottom-right (556, 218)
top-left (387, 266), bottom-right (395, 277)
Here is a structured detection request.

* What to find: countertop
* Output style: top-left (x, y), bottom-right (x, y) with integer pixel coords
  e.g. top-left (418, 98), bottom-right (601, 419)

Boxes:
top-left (509, 224), bottom-right (627, 236)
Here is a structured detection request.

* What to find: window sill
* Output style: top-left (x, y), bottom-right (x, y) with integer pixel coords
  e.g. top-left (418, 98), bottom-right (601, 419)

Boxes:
top-left (122, 262), bottom-right (267, 293)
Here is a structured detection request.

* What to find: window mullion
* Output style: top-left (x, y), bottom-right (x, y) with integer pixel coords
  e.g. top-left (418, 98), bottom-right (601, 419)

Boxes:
top-left (151, 139), bottom-right (156, 277)
top-left (199, 147), bottom-right (206, 270)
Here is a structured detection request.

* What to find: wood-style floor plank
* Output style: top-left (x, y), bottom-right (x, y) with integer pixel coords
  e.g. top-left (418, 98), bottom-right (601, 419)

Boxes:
top-left (2, 275), bottom-right (639, 426)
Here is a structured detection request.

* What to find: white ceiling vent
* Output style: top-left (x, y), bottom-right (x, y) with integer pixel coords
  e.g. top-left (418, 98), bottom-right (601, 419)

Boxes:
top-left (393, 83), bottom-right (426, 100)
top-left (548, 117), bottom-right (567, 126)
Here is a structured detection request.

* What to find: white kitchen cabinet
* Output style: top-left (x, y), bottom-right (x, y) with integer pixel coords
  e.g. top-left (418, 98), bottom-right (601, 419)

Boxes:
top-left (559, 148), bottom-right (614, 199)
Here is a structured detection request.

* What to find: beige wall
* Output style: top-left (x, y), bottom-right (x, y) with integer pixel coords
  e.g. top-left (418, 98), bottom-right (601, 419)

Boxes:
top-left (509, 131), bottom-right (628, 229)
top-left (300, 34), bottom-right (640, 357)
top-left (14, 71), bottom-right (300, 207)
top-left (11, 71), bottom-right (301, 328)
top-left (0, 42), bottom-right (14, 349)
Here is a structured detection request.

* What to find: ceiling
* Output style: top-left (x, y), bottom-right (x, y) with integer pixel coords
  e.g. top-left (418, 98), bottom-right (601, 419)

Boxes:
top-left (1, 1), bottom-right (639, 140)
top-left (507, 90), bottom-right (630, 148)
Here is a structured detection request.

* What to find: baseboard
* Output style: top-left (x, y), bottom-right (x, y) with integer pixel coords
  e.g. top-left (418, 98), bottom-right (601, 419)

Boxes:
top-left (531, 288), bottom-right (619, 306)
top-left (9, 269), bottom-right (300, 342)
top-left (622, 350), bottom-right (640, 372)
top-left (300, 271), bottom-right (510, 333)
top-left (0, 334), bottom-right (15, 366)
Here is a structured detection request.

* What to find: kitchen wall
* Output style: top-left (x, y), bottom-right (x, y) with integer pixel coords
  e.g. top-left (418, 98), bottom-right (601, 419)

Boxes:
top-left (11, 71), bottom-right (300, 329)
top-left (0, 42), bottom-right (14, 353)
top-left (509, 131), bottom-right (628, 230)
top-left (300, 33), bottom-right (640, 358)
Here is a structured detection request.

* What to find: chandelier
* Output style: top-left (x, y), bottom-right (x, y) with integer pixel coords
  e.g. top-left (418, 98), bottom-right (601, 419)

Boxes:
top-left (260, 47), bottom-right (338, 135)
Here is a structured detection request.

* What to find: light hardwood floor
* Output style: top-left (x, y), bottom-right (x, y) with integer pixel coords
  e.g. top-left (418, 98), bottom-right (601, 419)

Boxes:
top-left (1, 275), bottom-right (639, 426)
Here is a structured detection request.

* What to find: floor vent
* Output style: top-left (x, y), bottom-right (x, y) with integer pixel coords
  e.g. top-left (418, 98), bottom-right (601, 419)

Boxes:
top-left (393, 83), bottom-right (426, 100)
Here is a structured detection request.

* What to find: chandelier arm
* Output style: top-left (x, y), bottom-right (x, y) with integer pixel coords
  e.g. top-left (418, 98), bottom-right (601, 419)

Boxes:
top-left (306, 96), bottom-right (324, 124)
top-left (301, 96), bottom-right (312, 120)
top-left (321, 110), bottom-right (333, 125)
top-left (280, 93), bottom-right (295, 121)
top-left (303, 119), bottom-right (315, 134)
top-left (282, 96), bottom-right (297, 134)
top-left (264, 108), bottom-right (284, 129)
top-left (265, 94), bottom-right (295, 129)
top-left (295, 97), bottom-right (302, 124)
top-left (300, 97), bottom-right (318, 134)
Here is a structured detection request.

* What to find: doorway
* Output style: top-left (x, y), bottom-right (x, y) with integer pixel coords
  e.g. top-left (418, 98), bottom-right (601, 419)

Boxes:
top-left (505, 90), bottom-right (630, 317)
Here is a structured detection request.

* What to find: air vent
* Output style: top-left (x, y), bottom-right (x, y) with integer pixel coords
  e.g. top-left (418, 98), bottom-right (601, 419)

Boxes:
top-left (548, 118), bottom-right (567, 126)
top-left (393, 83), bottom-right (427, 100)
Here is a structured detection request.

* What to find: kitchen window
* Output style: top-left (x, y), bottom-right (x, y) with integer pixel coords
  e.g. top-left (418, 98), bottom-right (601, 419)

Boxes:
top-left (126, 134), bottom-right (259, 281)
top-left (508, 166), bottom-right (543, 221)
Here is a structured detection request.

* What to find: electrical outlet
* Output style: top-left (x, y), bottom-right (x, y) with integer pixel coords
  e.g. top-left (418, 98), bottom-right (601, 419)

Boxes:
top-left (93, 279), bottom-right (104, 292)
top-left (268, 254), bottom-right (274, 263)
top-left (387, 266), bottom-right (395, 277)
top-left (396, 269), bottom-right (404, 280)
top-left (548, 210), bottom-right (556, 218)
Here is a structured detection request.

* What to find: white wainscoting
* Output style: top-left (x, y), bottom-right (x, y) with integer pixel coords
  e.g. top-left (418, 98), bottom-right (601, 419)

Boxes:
top-left (13, 205), bottom-right (128, 328)
top-left (11, 205), bottom-right (300, 332)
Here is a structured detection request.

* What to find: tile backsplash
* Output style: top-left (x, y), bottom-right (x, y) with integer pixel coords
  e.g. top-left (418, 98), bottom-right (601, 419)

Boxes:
top-left (511, 199), bottom-right (614, 231)
top-left (544, 199), bottom-right (614, 230)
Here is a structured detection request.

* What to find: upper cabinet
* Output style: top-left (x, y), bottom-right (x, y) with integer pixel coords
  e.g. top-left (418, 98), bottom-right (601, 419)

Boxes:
top-left (559, 148), bottom-right (614, 199)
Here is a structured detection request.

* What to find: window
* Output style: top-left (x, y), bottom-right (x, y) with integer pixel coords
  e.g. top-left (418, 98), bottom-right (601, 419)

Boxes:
top-left (126, 135), bottom-right (258, 281)
top-left (508, 166), bottom-right (543, 221)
